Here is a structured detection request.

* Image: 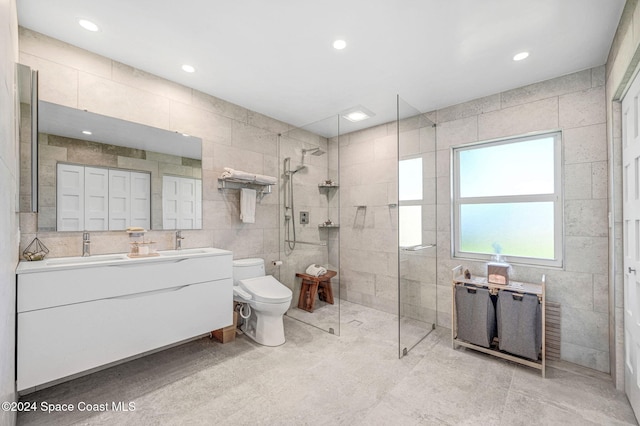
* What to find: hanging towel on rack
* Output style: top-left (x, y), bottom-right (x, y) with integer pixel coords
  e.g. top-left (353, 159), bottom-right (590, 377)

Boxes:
top-left (240, 188), bottom-right (257, 223)
top-left (220, 168), bottom-right (277, 185)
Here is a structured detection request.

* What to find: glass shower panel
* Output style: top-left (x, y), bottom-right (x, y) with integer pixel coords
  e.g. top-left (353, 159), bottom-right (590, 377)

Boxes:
top-left (397, 95), bottom-right (437, 358)
top-left (278, 115), bottom-right (340, 335)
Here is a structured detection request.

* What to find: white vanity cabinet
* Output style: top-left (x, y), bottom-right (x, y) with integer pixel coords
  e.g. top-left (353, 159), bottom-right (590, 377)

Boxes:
top-left (16, 248), bottom-right (232, 392)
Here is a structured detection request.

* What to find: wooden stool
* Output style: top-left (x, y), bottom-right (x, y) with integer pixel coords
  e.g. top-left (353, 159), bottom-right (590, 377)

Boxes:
top-left (295, 270), bottom-right (337, 313)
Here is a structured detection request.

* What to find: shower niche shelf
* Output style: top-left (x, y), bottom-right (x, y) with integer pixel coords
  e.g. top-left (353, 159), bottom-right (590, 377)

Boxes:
top-left (318, 223), bottom-right (340, 228)
top-left (318, 183), bottom-right (339, 189)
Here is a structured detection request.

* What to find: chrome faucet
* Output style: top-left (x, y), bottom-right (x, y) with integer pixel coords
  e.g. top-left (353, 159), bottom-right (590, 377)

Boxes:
top-left (82, 232), bottom-right (91, 257)
top-left (175, 230), bottom-right (184, 250)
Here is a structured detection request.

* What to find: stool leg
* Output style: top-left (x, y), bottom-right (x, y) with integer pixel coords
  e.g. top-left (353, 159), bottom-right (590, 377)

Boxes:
top-left (298, 282), bottom-right (308, 310)
top-left (318, 285), bottom-right (326, 302)
top-left (305, 282), bottom-right (312, 309)
top-left (323, 281), bottom-right (334, 304)
top-left (307, 282), bottom-right (319, 312)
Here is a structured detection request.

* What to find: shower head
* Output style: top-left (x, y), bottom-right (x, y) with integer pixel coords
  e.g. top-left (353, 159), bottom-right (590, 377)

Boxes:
top-left (302, 147), bottom-right (326, 156)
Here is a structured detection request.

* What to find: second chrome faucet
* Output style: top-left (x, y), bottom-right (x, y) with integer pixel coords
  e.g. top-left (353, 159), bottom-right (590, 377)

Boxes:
top-left (82, 232), bottom-right (90, 257)
top-left (175, 230), bottom-right (184, 250)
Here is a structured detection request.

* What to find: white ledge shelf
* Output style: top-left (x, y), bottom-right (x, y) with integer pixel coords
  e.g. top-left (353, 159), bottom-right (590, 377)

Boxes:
top-left (318, 224), bottom-right (340, 228)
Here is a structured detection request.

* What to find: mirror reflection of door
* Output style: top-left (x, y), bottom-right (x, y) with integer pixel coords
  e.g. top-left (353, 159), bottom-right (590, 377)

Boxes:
top-left (56, 164), bottom-right (151, 231)
top-left (162, 175), bottom-right (202, 230)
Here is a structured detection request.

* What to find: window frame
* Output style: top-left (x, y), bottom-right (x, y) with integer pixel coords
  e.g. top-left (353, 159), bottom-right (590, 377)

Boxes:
top-left (451, 131), bottom-right (563, 268)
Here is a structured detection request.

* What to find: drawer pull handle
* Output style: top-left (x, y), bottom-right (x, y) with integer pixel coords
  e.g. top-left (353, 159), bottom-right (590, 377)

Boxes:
top-left (108, 258), bottom-right (190, 267)
top-left (108, 285), bottom-right (189, 300)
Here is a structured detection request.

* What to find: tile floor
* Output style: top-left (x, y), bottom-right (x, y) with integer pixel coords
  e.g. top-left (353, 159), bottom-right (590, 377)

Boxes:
top-left (17, 300), bottom-right (638, 425)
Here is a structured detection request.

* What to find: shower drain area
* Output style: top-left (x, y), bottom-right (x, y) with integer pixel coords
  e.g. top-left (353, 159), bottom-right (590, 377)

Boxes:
top-left (348, 319), bottom-right (363, 327)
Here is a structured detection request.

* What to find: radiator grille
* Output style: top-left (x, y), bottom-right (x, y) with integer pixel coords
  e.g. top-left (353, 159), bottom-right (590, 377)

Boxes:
top-left (546, 301), bottom-right (561, 361)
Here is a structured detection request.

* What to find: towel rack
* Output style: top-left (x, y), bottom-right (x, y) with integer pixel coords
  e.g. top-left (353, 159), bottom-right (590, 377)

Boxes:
top-left (354, 204), bottom-right (398, 208)
top-left (400, 244), bottom-right (436, 251)
top-left (217, 178), bottom-right (272, 195)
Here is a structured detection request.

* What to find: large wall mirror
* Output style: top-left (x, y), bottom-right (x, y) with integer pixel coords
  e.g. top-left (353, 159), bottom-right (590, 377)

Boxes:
top-left (37, 101), bottom-right (203, 232)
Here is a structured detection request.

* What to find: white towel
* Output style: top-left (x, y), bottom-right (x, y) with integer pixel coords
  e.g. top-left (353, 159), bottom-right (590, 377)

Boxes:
top-left (240, 188), bottom-right (257, 223)
top-left (220, 168), bottom-right (277, 185)
top-left (305, 264), bottom-right (327, 277)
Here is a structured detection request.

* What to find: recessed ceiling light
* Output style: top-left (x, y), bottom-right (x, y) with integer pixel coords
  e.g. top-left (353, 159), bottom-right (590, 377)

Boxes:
top-left (181, 64), bottom-right (195, 73)
top-left (333, 40), bottom-right (347, 50)
top-left (82, 130), bottom-right (92, 135)
top-left (344, 111), bottom-right (369, 122)
top-left (341, 105), bottom-right (375, 123)
top-left (78, 19), bottom-right (99, 32)
top-left (513, 51), bottom-right (529, 61)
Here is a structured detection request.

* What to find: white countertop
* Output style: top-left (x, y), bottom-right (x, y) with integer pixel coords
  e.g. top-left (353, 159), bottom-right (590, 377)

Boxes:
top-left (16, 247), bottom-right (232, 274)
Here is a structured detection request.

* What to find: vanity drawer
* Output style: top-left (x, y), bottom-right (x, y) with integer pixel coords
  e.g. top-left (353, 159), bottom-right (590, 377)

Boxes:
top-left (18, 253), bottom-right (232, 312)
top-left (17, 278), bottom-right (232, 391)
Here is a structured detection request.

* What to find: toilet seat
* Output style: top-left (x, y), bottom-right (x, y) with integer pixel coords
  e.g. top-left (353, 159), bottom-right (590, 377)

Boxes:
top-left (239, 275), bottom-right (292, 303)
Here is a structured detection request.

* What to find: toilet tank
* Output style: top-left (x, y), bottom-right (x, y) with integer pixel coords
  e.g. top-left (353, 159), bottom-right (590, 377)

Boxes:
top-left (232, 258), bottom-right (265, 284)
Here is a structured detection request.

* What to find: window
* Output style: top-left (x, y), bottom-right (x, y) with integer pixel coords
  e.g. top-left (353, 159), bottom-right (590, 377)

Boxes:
top-left (452, 131), bottom-right (562, 267)
top-left (399, 157), bottom-right (423, 248)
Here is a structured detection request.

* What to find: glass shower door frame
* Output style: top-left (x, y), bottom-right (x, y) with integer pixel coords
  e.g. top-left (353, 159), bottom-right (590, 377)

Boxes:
top-left (397, 94), bottom-right (438, 358)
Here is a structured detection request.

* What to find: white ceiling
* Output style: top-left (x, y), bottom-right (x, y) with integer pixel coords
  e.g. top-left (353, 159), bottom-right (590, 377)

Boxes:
top-left (17, 0), bottom-right (626, 134)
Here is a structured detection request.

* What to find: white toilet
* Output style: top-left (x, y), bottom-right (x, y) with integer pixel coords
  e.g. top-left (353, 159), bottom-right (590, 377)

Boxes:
top-left (232, 258), bottom-right (293, 346)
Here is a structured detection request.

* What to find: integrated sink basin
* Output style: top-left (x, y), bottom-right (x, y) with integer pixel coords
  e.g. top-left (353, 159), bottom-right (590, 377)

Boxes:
top-left (157, 248), bottom-right (213, 256)
top-left (45, 254), bottom-right (128, 266)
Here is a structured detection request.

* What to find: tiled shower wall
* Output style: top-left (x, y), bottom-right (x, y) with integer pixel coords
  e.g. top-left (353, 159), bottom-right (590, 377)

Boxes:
top-left (277, 128), bottom-right (334, 298)
top-left (339, 114), bottom-right (438, 326)
top-left (339, 122), bottom-right (400, 315)
top-left (17, 27), bottom-right (289, 275)
top-left (1, 0), bottom-right (19, 424)
top-left (340, 67), bottom-right (610, 373)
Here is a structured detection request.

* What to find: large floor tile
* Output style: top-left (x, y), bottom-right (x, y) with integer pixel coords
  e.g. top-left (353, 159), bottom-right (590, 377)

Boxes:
top-left (16, 301), bottom-right (637, 426)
